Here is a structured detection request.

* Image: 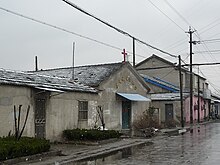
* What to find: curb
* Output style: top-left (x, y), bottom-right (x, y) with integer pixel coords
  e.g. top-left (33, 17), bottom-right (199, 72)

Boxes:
top-left (57, 140), bottom-right (150, 164)
top-left (61, 138), bottom-right (120, 146)
top-left (1, 150), bottom-right (61, 165)
top-left (161, 127), bottom-right (191, 135)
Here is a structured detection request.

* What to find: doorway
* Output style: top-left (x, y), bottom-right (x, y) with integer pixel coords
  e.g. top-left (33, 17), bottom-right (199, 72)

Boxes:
top-left (122, 101), bottom-right (131, 129)
top-left (35, 92), bottom-right (46, 138)
top-left (165, 104), bottom-right (174, 121)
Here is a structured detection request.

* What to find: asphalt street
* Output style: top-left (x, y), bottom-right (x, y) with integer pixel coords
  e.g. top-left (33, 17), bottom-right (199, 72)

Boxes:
top-left (78, 122), bottom-right (220, 165)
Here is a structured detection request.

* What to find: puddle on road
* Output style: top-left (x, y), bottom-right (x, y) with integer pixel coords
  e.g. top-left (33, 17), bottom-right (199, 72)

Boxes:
top-left (72, 142), bottom-right (153, 165)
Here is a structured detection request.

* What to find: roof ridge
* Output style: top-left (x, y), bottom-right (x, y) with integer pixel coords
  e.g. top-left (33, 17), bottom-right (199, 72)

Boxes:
top-left (33, 62), bottom-right (123, 72)
top-left (0, 68), bottom-right (73, 81)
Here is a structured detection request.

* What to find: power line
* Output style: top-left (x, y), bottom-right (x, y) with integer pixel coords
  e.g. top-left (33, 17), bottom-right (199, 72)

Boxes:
top-left (147, 0), bottom-right (185, 32)
top-left (195, 49), bottom-right (220, 54)
top-left (62, 0), bottom-right (177, 58)
top-left (195, 31), bottom-right (220, 73)
top-left (199, 69), bottom-right (220, 94)
top-left (164, 0), bottom-right (191, 26)
top-left (184, 62), bottom-right (220, 66)
top-left (200, 38), bottom-right (220, 43)
top-left (165, 39), bottom-right (187, 51)
top-left (0, 6), bottom-right (155, 66)
top-left (146, 0), bottom-right (190, 58)
top-left (136, 62), bottom-right (220, 70)
top-left (199, 19), bottom-right (220, 35)
top-left (0, 6), bottom-right (123, 52)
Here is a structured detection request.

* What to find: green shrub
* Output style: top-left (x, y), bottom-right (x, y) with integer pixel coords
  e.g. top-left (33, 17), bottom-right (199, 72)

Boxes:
top-left (0, 137), bottom-right (50, 161)
top-left (63, 129), bottom-right (122, 141)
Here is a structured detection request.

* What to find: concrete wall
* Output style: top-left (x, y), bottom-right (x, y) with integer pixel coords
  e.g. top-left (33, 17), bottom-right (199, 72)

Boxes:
top-left (46, 92), bottom-right (98, 141)
top-left (0, 85), bottom-right (35, 138)
top-left (145, 81), bottom-right (170, 93)
top-left (0, 84), bottom-right (98, 141)
top-left (184, 96), bottom-right (207, 123)
top-left (98, 65), bottom-right (150, 130)
top-left (136, 57), bottom-right (186, 89)
top-left (151, 100), bottom-right (181, 124)
top-left (151, 96), bottom-right (208, 125)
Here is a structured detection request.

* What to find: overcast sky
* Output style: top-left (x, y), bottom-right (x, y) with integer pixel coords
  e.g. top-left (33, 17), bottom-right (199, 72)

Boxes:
top-left (1, 0), bottom-right (220, 93)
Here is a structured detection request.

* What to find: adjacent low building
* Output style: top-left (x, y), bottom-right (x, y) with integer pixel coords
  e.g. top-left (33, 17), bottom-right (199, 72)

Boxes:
top-left (0, 68), bottom-right (98, 141)
top-left (136, 54), bottom-right (211, 125)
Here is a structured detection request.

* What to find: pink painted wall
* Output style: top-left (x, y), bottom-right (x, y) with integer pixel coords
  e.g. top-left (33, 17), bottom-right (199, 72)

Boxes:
top-left (185, 96), bottom-right (209, 123)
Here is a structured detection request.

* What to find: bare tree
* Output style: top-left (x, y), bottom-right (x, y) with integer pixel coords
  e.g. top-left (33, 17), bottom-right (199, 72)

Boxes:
top-left (96, 105), bottom-right (105, 130)
top-left (13, 105), bottom-right (30, 140)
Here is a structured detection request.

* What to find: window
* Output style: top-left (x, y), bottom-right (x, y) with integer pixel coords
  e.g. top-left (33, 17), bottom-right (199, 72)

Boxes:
top-left (78, 101), bottom-right (88, 120)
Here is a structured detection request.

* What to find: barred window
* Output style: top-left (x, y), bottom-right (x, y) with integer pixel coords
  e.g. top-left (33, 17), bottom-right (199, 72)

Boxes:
top-left (78, 101), bottom-right (88, 120)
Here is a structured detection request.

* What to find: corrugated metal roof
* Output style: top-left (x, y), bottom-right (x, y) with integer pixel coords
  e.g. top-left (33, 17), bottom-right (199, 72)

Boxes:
top-left (0, 68), bottom-right (97, 93)
top-left (34, 62), bottom-right (123, 87)
top-left (117, 93), bottom-right (151, 101)
top-left (141, 74), bottom-right (179, 93)
top-left (150, 93), bottom-right (189, 101)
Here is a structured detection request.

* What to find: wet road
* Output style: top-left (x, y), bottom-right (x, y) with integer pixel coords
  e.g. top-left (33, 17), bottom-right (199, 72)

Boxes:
top-left (79, 122), bottom-right (220, 165)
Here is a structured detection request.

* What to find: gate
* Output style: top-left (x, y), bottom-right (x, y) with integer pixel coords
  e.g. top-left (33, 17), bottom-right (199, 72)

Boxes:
top-left (35, 95), bottom-right (46, 138)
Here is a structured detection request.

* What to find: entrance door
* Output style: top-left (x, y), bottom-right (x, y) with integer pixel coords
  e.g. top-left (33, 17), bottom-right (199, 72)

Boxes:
top-left (165, 104), bottom-right (173, 121)
top-left (35, 97), bottom-right (46, 138)
top-left (122, 101), bottom-right (131, 129)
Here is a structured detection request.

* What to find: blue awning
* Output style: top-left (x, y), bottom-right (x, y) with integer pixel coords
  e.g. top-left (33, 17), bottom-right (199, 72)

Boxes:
top-left (117, 93), bottom-right (151, 101)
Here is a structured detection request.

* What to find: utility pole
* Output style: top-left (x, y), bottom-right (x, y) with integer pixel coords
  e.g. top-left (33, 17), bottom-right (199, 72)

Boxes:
top-left (133, 37), bottom-right (136, 67)
top-left (178, 55), bottom-right (184, 128)
top-left (188, 27), bottom-right (195, 125)
top-left (197, 68), bottom-right (200, 123)
top-left (35, 56), bottom-right (38, 71)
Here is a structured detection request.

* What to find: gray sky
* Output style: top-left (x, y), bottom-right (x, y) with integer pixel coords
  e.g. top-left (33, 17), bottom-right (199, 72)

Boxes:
top-left (1, 0), bottom-right (220, 93)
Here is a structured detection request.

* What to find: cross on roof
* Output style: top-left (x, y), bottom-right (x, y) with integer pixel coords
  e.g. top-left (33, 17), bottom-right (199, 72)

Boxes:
top-left (121, 49), bottom-right (128, 63)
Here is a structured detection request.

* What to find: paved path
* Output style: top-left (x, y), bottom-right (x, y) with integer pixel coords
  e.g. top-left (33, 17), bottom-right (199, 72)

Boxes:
top-left (16, 138), bottom-right (150, 165)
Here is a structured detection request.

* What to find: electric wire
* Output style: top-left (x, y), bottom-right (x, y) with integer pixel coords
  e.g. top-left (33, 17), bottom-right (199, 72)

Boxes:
top-left (199, 69), bottom-right (220, 94)
top-left (0, 6), bottom-right (150, 62)
top-left (199, 19), bottom-right (220, 35)
top-left (0, 6), bottom-right (124, 52)
top-left (200, 38), bottom-right (220, 43)
top-left (193, 31), bottom-right (219, 73)
top-left (146, 0), bottom-right (190, 57)
top-left (164, 0), bottom-right (191, 26)
top-left (193, 33), bottom-right (220, 90)
top-left (165, 39), bottom-right (187, 51)
top-left (194, 49), bottom-right (220, 53)
top-left (160, 68), bottom-right (176, 79)
top-left (62, 0), bottom-right (177, 58)
top-left (195, 32), bottom-right (220, 69)
top-left (147, 0), bottom-right (185, 33)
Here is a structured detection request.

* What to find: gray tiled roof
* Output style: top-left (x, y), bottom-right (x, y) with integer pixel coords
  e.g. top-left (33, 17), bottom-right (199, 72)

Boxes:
top-left (0, 68), bottom-right (97, 93)
top-left (34, 62), bottom-right (123, 87)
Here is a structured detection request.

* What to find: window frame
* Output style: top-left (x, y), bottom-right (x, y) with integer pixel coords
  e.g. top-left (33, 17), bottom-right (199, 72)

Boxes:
top-left (78, 100), bottom-right (88, 120)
